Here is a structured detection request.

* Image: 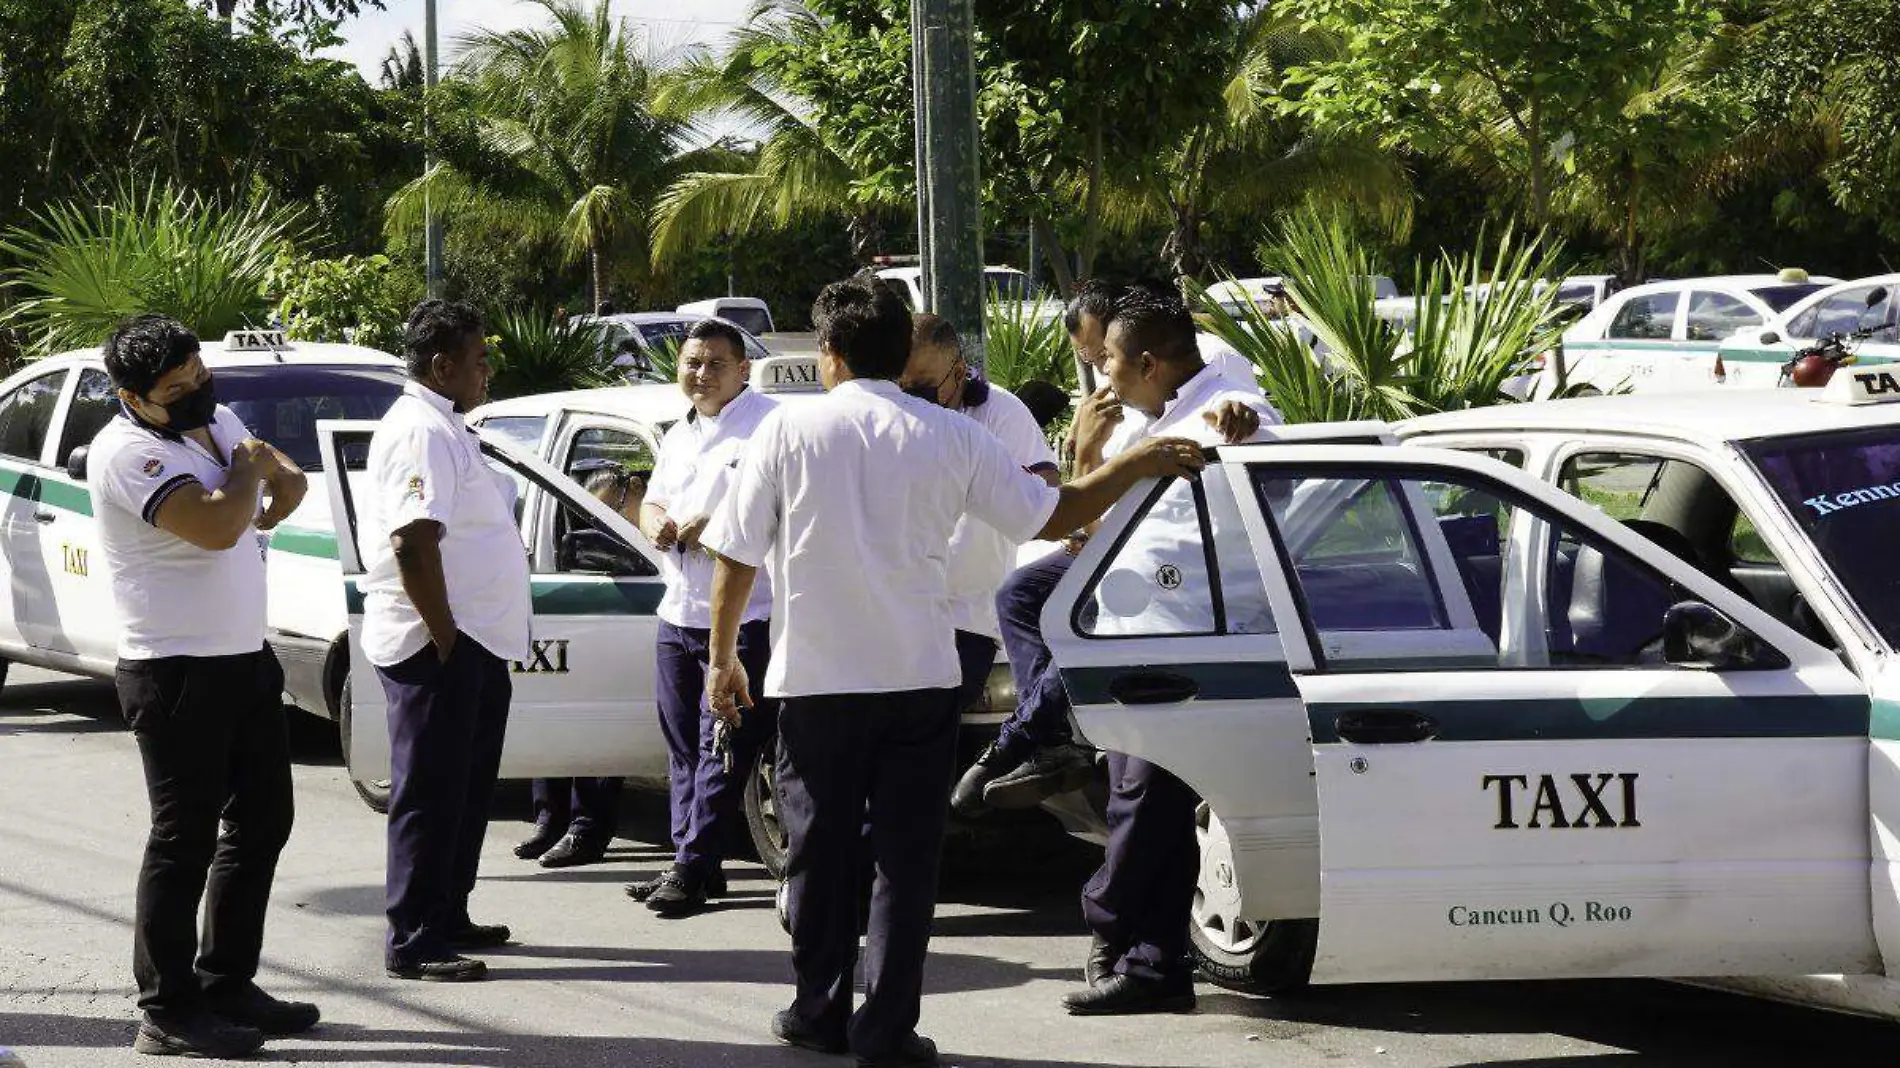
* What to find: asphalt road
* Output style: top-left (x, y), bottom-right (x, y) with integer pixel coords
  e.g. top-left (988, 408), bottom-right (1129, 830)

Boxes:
top-left (2, 665), bottom-right (1896, 1067)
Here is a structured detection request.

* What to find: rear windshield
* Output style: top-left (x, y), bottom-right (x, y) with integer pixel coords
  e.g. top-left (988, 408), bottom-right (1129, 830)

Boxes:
top-left (1750, 284), bottom-right (1827, 313)
top-left (1743, 425), bottom-right (1900, 646)
top-left (220, 365), bottom-right (405, 472)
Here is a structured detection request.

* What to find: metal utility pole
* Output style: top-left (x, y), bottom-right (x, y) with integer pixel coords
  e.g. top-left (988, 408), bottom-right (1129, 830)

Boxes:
top-left (423, 0), bottom-right (445, 299)
top-left (910, 0), bottom-right (985, 372)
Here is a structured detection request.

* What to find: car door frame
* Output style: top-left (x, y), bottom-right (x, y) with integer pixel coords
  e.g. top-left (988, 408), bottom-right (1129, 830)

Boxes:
top-left (1232, 443), bottom-right (1875, 985)
top-left (0, 365), bottom-right (83, 659)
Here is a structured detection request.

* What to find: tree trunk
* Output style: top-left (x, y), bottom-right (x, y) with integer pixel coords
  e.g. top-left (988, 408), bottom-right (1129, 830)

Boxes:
top-left (1617, 167), bottom-right (1644, 285)
top-left (1076, 111), bottom-right (1105, 281)
top-left (590, 245), bottom-right (609, 313)
top-left (847, 213), bottom-right (884, 264)
top-left (1031, 214), bottom-right (1076, 298)
top-left (1161, 201), bottom-right (1201, 281)
top-left (1525, 93), bottom-right (1548, 225)
top-left (215, 0), bottom-right (237, 24)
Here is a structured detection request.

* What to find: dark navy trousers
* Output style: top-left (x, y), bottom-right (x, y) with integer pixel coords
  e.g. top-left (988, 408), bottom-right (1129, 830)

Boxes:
top-left (777, 687), bottom-right (960, 1059)
top-left (655, 618), bottom-right (775, 873)
top-left (529, 776), bottom-right (622, 843)
top-left (952, 629), bottom-right (998, 712)
top-left (376, 633), bottom-right (511, 966)
top-left (993, 547), bottom-right (1077, 759)
top-left (1080, 752), bottom-right (1200, 983)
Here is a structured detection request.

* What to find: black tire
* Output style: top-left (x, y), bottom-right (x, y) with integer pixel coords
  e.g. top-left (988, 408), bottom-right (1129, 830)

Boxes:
top-left (744, 733), bottom-right (788, 879)
top-left (337, 677), bottom-right (391, 814)
top-left (1188, 802), bottom-right (1316, 995)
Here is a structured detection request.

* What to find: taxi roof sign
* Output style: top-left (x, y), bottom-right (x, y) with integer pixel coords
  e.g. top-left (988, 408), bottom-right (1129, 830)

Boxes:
top-left (1819, 364), bottom-right (1900, 405)
top-left (753, 354), bottom-right (823, 394)
top-left (221, 328), bottom-right (290, 352)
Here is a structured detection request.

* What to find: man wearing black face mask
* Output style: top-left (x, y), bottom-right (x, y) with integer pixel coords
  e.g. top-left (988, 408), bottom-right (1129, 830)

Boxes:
top-left (90, 314), bottom-right (312, 1059)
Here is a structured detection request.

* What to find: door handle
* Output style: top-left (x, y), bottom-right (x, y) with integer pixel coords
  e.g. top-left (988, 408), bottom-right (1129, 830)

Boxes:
top-left (32, 509), bottom-right (55, 524)
top-left (1106, 670), bottom-right (1199, 706)
top-left (1335, 708), bottom-right (1439, 745)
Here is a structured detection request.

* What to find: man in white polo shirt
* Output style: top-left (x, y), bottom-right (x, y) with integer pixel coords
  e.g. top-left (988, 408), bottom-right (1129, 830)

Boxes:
top-left (362, 300), bottom-right (531, 983)
top-left (90, 314), bottom-right (314, 1059)
top-left (622, 317), bottom-right (778, 916)
top-left (701, 276), bottom-right (1207, 1068)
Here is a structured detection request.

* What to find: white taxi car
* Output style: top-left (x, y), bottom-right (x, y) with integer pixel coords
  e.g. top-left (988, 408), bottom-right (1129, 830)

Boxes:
top-left (1044, 370), bottom-right (1900, 1018)
top-left (321, 355), bottom-right (1022, 875)
top-left (0, 330), bottom-right (405, 727)
top-left (1547, 274), bottom-right (1832, 394)
top-left (1717, 273), bottom-right (1900, 388)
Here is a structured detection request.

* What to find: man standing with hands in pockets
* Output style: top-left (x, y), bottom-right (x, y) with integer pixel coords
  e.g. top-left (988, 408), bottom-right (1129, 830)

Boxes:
top-left (699, 276), bottom-right (1209, 1068)
top-left (362, 300), bottom-right (531, 983)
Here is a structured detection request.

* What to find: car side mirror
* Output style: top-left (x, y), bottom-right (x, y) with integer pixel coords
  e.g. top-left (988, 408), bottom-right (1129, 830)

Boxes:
top-left (557, 528), bottom-right (652, 577)
top-left (1758, 331), bottom-right (1780, 345)
top-left (1662, 601), bottom-right (1788, 671)
top-left (65, 445), bottom-right (88, 482)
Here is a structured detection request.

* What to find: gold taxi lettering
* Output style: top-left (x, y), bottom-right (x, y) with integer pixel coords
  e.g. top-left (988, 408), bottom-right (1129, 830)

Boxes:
top-left (1480, 772), bottom-right (1639, 829)
top-left (61, 544), bottom-right (88, 577)
top-left (511, 639), bottom-right (570, 675)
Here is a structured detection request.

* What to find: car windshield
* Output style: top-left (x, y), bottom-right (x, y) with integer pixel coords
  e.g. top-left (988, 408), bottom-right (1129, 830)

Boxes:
top-left (1743, 425), bottom-right (1900, 646)
top-left (636, 321), bottom-right (689, 349)
top-left (1750, 284), bottom-right (1827, 313)
top-left (219, 365), bottom-right (405, 472)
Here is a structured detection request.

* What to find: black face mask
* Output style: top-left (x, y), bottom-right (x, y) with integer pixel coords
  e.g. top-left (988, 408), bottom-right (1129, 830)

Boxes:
top-left (901, 382), bottom-right (940, 405)
top-left (153, 375), bottom-right (217, 432)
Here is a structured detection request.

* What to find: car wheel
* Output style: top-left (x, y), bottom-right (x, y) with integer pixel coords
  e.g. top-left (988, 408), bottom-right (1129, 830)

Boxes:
top-left (337, 677), bottom-right (391, 814)
top-left (1188, 801), bottom-right (1316, 995)
top-left (744, 734), bottom-right (788, 879)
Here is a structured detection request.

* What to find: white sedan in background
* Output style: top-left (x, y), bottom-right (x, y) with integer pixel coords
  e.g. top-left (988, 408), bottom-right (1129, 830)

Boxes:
top-left (1717, 273), bottom-right (1900, 387)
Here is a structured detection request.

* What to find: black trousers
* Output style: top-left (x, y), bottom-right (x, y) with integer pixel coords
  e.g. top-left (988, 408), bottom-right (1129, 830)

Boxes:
top-left (776, 688), bottom-right (960, 1059)
top-left (1080, 752), bottom-right (1200, 983)
top-left (529, 776), bottom-right (622, 843)
top-left (116, 646), bottom-right (293, 1020)
top-left (374, 634), bottom-right (511, 965)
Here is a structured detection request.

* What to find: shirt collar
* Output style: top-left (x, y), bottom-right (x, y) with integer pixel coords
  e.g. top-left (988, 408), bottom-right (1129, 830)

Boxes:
top-left (832, 378), bottom-right (902, 398)
top-left (695, 384), bottom-right (756, 427)
top-left (1153, 363), bottom-right (1224, 428)
top-left (403, 380), bottom-right (462, 424)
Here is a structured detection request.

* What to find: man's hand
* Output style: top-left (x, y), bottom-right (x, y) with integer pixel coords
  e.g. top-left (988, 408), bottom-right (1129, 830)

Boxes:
top-left (1123, 436), bottom-right (1208, 481)
top-left (706, 657), bottom-right (752, 725)
top-left (1069, 387), bottom-right (1124, 460)
top-left (676, 515), bottom-right (710, 552)
top-left (649, 515), bottom-right (679, 551)
top-left (433, 630), bottom-right (458, 664)
top-left (1203, 401), bottom-right (1261, 444)
top-left (229, 438), bottom-right (281, 480)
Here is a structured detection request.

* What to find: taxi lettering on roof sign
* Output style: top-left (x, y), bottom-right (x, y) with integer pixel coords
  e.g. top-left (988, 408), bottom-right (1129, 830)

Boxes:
top-left (753, 354), bottom-right (823, 394)
top-left (1821, 366), bottom-right (1900, 405)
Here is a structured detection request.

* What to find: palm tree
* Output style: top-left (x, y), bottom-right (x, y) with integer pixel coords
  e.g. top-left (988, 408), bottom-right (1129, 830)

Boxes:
top-left (385, 0), bottom-right (685, 309)
top-left (647, 3), bottom-right (894, 269)
top-left (1100, 10), bottom-right (1413, 280)
top-left (380, 29), bottom-right (424, 92)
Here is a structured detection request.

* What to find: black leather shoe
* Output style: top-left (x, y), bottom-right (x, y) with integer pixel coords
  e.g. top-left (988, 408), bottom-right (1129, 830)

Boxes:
top-left (857, 1033), bottom-right (938, 1068)
top-left (514, 823), bottom-right (564, 860)
top-left (445, 922), bottom-right (512, 949)
top-left (386, 955), bottom-right (487, 983)
top-left (539, 833), bottom-right (608, 868)
top-left (646, 866), bottom-right (711, 917)
top-left (1083, 936), bottom-right (1117, 988)
top-left (950, 743), bottom-right (1023, 817)
top-left (627, 867), bottom-right (726, 901)
top-left (982, 743), bottom-right (1097, 809)
top-left (132, 1012), bottom-right (264, 1058)
top-left (1061, 972), bottom-right (1195, 1016)
top-left (770, 1009), bottom-right (845, 1054)
top-left (202, 981), bottom-right (320, 1035)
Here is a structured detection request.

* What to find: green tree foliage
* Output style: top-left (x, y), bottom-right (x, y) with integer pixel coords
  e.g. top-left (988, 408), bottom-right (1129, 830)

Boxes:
top-left (266, 249), bottom-right (420, 353)
top-left (0, 181), bottom-right (303, 353)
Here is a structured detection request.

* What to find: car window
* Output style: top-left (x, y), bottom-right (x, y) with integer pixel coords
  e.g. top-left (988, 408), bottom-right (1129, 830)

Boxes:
top-left (1730, 511), bottom-right (1775, 565)
top-left (477, 415), bottom-right (549, 455)
top-left (1606, 292), bottom-right (1680, 340)
top-left (1684, 291), bottom-right (1761, 341)
top-left (565, 425), bottom-right (654, 477)
top-left (218, 365), bottom-right (404, 472)
top-left (1257, 464), bottom-right (1734, 671)
top-left (1077, 472), bottom-right (1274, 638)
top-left (1796, 286), bottom-right (1895, 341)
top-left (720, 307), bottom-right (772, 336)
top-left (0, 369), bottom-right (69, 463)
top-left (58, 368), bottom-right (117, 468)
top-left (1751, 284), bottom-right (1826, 313)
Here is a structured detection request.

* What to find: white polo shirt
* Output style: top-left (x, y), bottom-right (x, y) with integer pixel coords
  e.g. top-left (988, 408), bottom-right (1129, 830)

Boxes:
top-left (360, 382), bottom-right (531, 667)
top-left (90, 405), bottom-right (268, 660)
top-left (646, 386), bottom-right (776, 629)
top-left (947, 384), bottom-right (1058, 639)
top-left (1196, 332), bottom-right (1265, 395)
top-left (703, 378), bottom-right (1059, 698)
top-left (1094, 364), bottom-right (1281, 636)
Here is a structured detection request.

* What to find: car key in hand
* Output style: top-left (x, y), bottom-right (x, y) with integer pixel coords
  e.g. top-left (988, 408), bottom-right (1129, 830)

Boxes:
top-left (711, 717), bottom-right (734, 774)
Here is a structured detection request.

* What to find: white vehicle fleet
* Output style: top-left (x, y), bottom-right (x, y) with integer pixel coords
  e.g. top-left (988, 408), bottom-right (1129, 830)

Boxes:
top-left (1036, 370), bottom-right (1900, 1019)
top-left (0, 330), bottom-right (406, 730)
top-left (1717, 273), bottom-right (1900, 388)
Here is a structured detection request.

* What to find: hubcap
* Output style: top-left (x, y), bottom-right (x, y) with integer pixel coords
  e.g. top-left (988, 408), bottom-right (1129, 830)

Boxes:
top-left (755, 749), bottom-right (786, 850)
top-left (1191, 802), bottom-right (1265, 955)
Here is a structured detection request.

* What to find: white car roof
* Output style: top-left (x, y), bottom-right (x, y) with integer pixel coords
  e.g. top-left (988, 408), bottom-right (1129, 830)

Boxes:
top-left (470, 354), bottom-right (829, 427)
top-left (1399, 388), bottom-right (1900, 446)
top-left (40, 338), bottom-right (401, 370)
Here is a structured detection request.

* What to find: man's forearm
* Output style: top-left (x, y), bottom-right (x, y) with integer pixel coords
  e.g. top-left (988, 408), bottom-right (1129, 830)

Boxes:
top-left (393, 534), bottom-right (456, 654)
top-left (1037, 450), bottom-right (1162, 540)
top-left (258, 470), bottom-right (306, 528)
top-left (708, 553), bottom-right (759, 665)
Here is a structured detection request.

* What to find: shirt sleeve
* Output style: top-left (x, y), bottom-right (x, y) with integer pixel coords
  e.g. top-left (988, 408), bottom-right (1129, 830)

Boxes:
top-left (96, 438), bottom-right (199, 527)
top-left (699, 413), bottom-right (781, 568)
top-left (960, 420), bottom-right (1059, 543)
top-left (375, 423), bottom-right (460, 532)
top-left (993, 392), bottom-right (1059, 473)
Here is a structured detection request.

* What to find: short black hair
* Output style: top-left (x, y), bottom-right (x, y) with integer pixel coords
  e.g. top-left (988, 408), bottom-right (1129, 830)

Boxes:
top-left (595, 300), bottom-right (615, 316)
top-left (812, 275), bottom-right (911, 380)
top-left (1063, 279), bottom-right (1121, 337)
top-left (1105, 284), bottom-right (1198, 365)
top-left (911, 312), bottom-right (959, 353)
top-left (402, 299), bottom-right (485, 379)
top-left (103, 314), bottom-right (199, 397)
top-left (685, 317), bottom-right (746, 362)
top-left (1013, 378), bottom-right (1071, 430)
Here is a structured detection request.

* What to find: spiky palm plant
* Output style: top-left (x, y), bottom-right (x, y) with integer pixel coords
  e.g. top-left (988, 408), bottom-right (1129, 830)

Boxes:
top-left (0, 180), bottom-right (303, 355)
top-left (487, 307), bottom-right (613, 400)
top-left (982, 293), bottom-right (1075, 394)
